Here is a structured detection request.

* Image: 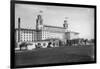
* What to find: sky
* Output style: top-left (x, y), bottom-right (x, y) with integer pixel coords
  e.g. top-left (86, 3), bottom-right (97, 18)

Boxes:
top-left (15, 4), bottom-right (94, 39)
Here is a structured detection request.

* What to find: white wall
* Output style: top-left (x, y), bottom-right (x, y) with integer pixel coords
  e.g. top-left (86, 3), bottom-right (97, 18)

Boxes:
top-left (47, 32), bottom-right (64, 40)
top-left (0, 0), bottom-right (99, 69)
top-left (70, 33), bottom-right (79, 39)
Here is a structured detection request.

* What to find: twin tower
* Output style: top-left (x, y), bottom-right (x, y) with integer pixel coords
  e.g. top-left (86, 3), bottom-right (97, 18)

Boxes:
top-left (35, 11), bottom-right (69, 30)
top-left (18, 11), bottom-right (69, 31)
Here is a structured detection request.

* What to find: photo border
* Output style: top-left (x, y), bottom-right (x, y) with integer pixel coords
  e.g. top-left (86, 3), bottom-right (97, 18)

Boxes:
top-left (10, 0), bottom-right (97, 68)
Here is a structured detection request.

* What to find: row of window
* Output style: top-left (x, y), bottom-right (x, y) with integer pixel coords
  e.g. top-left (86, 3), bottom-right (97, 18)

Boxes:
top-left (20, 30), bottom-right (36, 33)
top-left (15, 30), bottom-right (62, 42)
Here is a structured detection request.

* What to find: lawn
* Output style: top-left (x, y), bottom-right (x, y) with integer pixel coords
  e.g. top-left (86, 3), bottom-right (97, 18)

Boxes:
top-left (15, 45), bottom-right (95, 67)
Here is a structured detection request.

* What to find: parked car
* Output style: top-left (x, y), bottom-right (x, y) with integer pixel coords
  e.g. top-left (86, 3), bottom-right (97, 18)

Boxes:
top-left (27, 43), bottom-right (34, 50)
top-left (19, 42), bottom-right (33, 50)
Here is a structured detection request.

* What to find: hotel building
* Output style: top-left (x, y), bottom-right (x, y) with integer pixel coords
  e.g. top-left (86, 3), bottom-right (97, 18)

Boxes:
top-left (15, 12), bottom-right (79, 48)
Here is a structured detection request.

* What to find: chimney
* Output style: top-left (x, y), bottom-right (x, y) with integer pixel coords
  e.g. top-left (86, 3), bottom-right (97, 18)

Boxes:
top-left (18, 17), bottom-right (21, 42)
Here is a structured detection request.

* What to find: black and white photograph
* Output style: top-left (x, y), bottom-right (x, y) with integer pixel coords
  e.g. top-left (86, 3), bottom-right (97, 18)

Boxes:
top-left (11, 0), bottom-right (96, 68)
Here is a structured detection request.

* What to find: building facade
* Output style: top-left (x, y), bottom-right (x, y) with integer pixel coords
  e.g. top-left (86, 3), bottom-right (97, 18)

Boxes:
top-left (15, 12), bottom-right (79, 48)
top-left (65, 31), bottom-right (79, 40)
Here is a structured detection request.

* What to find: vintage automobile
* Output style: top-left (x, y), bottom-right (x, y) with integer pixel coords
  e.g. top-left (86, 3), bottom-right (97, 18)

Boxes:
top-left (19, 42), bottom-right (33, 50)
